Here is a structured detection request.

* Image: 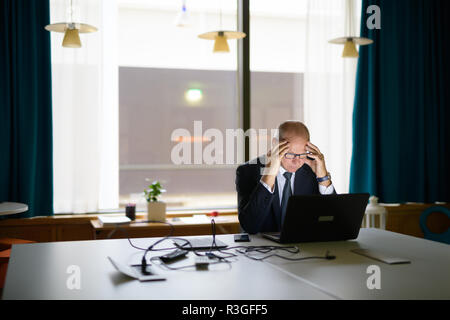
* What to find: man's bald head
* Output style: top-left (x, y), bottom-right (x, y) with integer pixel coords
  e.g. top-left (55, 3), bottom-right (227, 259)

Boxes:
top-left (273, 121), bottom-right (310, 172)
top-left (277, 121), bottom-right (310, 141)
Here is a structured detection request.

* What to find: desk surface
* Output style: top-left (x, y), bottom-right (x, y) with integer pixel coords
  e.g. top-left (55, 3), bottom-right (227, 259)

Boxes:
top-left (3, 229), bottom-right (450, 300)
top-left (264, 228), bottom-right (450, 299)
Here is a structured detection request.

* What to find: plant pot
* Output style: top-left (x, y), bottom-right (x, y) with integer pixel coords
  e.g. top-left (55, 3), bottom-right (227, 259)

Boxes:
top-left (147, 201), bottom-right (166, 222)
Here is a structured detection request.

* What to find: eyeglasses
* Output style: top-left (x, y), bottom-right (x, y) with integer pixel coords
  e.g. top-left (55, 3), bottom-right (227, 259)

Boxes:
top-left (284, 152), bottom-right (311, 160)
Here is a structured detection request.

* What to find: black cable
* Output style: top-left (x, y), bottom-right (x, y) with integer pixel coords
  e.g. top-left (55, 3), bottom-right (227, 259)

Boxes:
top-left (127, 220), bottom-right (177, 275)
top-left (151, 218), bottom-right (235, 270)
top-left (213, 243), bottom-right (334, 262)
top-left (115, 218), bottom-right (228, 273)
top-left (149, 256), bottom-right (231, 271)
top-left (209, 218), bottom-right (216, 253)
top-left (107, 219), bottom-right (176, 251)
top-left (141, 237), bottom-right (194, 275)
top-left (119, 218), bottom-right (334, 274)
top-left (234, 247), bottom-right (335, 262)
top-left (216, 245), bottom-right (299, 258)
top-left (239, 251), bottom-right (335, 262)
top-left (204, 218), bottom-right (238, 261)
top-left (235, 245), bottom-right (300, 254)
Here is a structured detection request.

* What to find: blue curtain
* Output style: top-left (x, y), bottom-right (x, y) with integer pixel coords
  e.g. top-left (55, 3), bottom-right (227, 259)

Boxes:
top-left (350, 0), bottom-right (450, 203)
top-left (0, 0), bottom-right (53, 218)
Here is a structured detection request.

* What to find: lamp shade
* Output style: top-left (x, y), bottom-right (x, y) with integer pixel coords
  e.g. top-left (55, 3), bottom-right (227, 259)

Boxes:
top-left (45, 23), bottom-right (97, 48)
top-left (45, 22), bottom-right (97, 33)
top-left (213, 34), bottom-right (229, 52)
top-left (342, 39), bottom-right (358, 57)
top-left (198, 30), bottom-right (246, 53)
top-left (328, 36), bottom-right (373, 58)
top-left (62, 28), bottom-right (81, 48)
top-left (198, 30), bottom-right (246, 40)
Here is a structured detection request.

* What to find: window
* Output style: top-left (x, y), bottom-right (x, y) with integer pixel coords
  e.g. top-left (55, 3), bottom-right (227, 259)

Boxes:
top-left (50, 0), bottom-right (359, 214)
top-left (118, 0), bottom-right (239, 211)
top-left (249, 0), bottom-right (307, 158)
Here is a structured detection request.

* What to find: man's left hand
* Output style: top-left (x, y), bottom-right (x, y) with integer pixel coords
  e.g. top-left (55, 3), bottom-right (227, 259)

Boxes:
top-left (305, 142), bottom-right (330, 186)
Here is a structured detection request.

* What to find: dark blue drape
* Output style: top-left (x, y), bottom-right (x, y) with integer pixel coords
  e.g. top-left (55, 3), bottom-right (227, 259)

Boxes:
top-left (0, 0), bottom-right (53, 217)
top-left (350, 0), bottom-right (450, 203)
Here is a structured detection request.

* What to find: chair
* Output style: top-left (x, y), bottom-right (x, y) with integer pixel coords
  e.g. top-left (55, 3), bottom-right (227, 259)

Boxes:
top-left (419, 206), bottom-right (450, 244)
top-left (0, 238), bottom-right (35, 289)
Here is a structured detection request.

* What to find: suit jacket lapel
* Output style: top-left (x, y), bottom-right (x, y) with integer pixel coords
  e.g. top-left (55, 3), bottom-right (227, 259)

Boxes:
top-left (258, 157), bottom-right (282, 230)
top-left (294, 165), bottom-right (310, 195)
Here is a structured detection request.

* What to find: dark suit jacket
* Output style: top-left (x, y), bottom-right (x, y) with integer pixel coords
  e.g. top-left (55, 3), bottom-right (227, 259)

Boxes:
top-left (235, 156), bottom-right (336, 234)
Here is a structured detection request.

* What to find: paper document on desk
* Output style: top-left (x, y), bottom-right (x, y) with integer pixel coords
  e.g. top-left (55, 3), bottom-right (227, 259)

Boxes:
top-left (179, 215), bottom-right (210, 224)
top-left (98, 216), bottom-right (131, 225)
top-left (351, 249), bottom-right (411, 265)
top-left (107, 256), bottom-right (166, 282)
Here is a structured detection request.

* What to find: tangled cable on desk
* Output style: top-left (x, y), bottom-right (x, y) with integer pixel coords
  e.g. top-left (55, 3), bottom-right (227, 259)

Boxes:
top-left (114, 218), bottom-right (335, 274)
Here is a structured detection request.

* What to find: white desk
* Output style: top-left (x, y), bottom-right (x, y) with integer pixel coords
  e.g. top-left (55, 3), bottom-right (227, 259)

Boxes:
top-left (262, 228), bottom-right (450, 299)
top-left (3, 229), bottom-right (450, 300)
top-left (2, 235), bottom-right (332, 300)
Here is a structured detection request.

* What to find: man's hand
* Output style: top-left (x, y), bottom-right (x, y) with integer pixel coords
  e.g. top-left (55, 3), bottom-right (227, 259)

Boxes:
top-left (260, 140), bottom-right (289, 190)
top-left (305, 142), bottom-right (331, 187)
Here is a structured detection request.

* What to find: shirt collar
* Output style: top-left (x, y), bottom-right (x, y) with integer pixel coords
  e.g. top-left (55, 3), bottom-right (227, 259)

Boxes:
top-left (279, 165), bottom-right (295, 178)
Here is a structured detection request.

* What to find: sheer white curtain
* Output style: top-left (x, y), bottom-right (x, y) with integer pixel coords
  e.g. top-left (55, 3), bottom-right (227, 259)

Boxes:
top-left (50, 0), bottom-right (118, 213)
top-left (303, 0), bottom-right (360, 193)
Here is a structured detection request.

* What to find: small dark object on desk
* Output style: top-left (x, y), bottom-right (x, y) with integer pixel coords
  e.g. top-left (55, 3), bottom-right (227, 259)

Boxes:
top-left (159, 249), bottom-right (189, 263)
top-left (195, 256), bottom-right (210, 270)
top-left (234, 233), bottom-right (250, 242)
top-left (126, 203), bottom-right (136, 220)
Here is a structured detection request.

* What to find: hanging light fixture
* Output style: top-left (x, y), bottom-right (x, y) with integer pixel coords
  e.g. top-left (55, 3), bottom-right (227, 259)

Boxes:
top-left (198, 1), bottom-right (246, 53)
top-left (329, 0), bottom-right (373, 58)
top-left (174, 0), bottom-right (190, 27)
top-left (45, 0), bottom-right (97, 48)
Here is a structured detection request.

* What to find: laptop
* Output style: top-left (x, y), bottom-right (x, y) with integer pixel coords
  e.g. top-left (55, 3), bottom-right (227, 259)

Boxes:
top-left (262, 193), bottom-right (370, 243)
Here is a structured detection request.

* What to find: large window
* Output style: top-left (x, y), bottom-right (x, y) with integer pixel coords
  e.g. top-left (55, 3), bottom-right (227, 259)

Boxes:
top-left (50, 0), bottom-right (358, 214)
top-left (118, 0), bottom-right (239, 210)
top-left (118, 0), bottom-right (310, 211)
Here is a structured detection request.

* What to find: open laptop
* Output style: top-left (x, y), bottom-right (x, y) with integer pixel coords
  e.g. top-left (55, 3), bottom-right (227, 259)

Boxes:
top-left (262, 193), bottom-right (370, 243)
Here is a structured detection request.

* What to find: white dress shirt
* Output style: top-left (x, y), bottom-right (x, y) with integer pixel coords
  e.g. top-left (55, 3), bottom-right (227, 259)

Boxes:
top-left (260, 165), bottom-right (335, 205)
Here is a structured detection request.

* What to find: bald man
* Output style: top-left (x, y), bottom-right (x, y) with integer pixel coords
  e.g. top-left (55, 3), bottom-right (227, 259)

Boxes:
top-left (235, 121), bottom-right (336, 234)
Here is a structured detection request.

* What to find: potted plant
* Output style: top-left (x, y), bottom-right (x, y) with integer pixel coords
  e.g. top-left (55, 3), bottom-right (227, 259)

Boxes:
top-left (144, 180), bottom-right (166, 222)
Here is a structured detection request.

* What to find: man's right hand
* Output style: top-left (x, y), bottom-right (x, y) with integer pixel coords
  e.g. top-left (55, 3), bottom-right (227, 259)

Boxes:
top-left (260, 140), bottom-right (289, 191)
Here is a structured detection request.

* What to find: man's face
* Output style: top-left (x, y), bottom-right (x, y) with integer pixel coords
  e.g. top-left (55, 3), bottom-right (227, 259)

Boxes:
top-left (278, 135), bottom-right (308, 173)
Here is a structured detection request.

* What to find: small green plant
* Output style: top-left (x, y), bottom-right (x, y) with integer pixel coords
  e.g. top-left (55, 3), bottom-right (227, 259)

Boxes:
top-left (144, 181), bottom-right (165, 202)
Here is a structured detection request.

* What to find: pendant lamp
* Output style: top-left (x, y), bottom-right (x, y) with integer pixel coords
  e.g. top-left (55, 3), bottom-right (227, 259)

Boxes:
top-left (198, 2), bottom-right (245, 53)
top-left (329, 0), bottom-right (372, 58)
top-left (45, 0), bottom-right (97, 48)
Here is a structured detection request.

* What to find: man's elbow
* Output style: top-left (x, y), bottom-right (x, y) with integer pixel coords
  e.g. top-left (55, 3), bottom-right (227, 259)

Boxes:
top-left (238, 212), bottom-right (259, 235)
